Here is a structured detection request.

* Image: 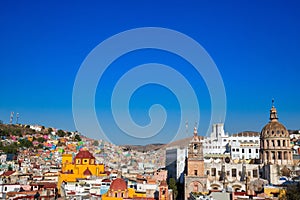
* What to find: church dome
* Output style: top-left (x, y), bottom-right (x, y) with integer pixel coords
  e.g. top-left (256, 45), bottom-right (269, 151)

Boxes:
top-left (110, 178), bottom-right (127, 191)
top-left (261, 121), bottom-right (289, 138)
top-left (260, 101), bottom-right (289, 139)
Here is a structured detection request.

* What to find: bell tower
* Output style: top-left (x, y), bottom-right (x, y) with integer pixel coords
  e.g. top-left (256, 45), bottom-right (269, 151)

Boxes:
top-left (187, 127), bottom-right (204, 176)
top-left (185, 127), bottom-right (207, 199)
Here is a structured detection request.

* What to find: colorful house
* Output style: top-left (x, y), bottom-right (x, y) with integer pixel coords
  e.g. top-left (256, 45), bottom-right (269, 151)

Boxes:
top-left (58, 150), bottom-right (106, 191)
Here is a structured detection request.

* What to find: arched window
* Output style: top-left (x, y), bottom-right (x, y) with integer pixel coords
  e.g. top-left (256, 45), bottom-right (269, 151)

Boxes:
top-left (278, 151), bottom-right (282, 159)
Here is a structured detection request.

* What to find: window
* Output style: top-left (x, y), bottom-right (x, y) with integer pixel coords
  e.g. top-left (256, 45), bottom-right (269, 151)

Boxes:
top-left (277, 140), bottom-right (280, 147)
top-left (253, 169), bottom-right (258, 178)
top-left (272, 151), bottom-right (275, 159)
top-left (278, 151), bottom-right (282, 159)
top-left (206, 170), bottom-right (210, 175)
top-left (227, 171), bottom-right (230, 176)
top-left (248, 171), bottom-right (251, 177)
top-left (232, 169), bottom-right (237, 177)
top-left (194, 170), bottom-right (198, 176)
top-left (242, 149), bottom-right (244, 153)
top-left (232, 148), bottom-right (235, 152)
top-left (193, 144), bottom-right (198, 150)
top-left (256, 149), bottom-right (258, 154)
top-left (211, 168), bottom-right (216, 176)
top-left (249, 149), bottom-right (251, 153)
top-left (218, 171), bottom-right (221, 176)
top-left (115, 193), bottom-right (118, 197)
top-left (4, 187), bottom-right (7, 191)
top-left (236, 148), bottom-right (239, 152)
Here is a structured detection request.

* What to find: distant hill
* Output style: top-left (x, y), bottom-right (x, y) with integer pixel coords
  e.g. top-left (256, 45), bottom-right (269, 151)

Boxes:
top-left (121, 143), bottom-right (165, 152)
top-left (121, 136), bottom-right (195, 152)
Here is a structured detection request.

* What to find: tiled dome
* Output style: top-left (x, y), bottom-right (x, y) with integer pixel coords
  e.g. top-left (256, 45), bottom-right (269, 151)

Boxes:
top-left (110, 178), bottom-right (127, 191)
top-left (261, 121), bottom-right (289, 139)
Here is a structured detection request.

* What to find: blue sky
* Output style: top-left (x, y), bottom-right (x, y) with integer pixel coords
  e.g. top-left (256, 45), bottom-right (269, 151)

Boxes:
top-left (0, 1), bottom-right (299, 144)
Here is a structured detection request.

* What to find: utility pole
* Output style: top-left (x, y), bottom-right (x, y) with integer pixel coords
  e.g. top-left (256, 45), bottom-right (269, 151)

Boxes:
top-left (9, 112), bottom-right (14, 124)
top-left (16, 113), bottom-right (19, 124)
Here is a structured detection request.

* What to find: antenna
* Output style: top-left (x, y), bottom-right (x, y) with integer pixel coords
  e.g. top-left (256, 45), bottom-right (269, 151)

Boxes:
top-left (16, 113), bottom-right (19, 124)
top-left (10, 112), bottom-right (14, 124)
top-left (185, 121), bottom-right (188, 136)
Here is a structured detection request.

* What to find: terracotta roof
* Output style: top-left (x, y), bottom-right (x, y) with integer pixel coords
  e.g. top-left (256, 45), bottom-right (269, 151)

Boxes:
top-left (83, 168), bottom-right (92, 176)
top-left (102, 179), bottom-right (111, 183)
top-left (1, 170), bottom-right (16, 177)
top-left (42, 182), bottom-right (57, 189)
top-left (110, 178), bottom-right (127, 191)
top-left (74, 150), bottom-right (95, 160)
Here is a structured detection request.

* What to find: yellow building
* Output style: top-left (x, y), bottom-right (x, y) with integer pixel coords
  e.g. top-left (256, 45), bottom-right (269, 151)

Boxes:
top-left (102, 178), bottom-right (147, 200)
top-left (263, 186), bottom-right (285, 199)
top-left (58, 150), bottom-right (106, 190)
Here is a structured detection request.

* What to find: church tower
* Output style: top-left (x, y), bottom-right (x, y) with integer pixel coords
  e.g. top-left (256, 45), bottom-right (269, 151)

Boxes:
top-left (184, 127), bottom-right (207, 200)
top-left (187, 127), bottom-right (204, 176)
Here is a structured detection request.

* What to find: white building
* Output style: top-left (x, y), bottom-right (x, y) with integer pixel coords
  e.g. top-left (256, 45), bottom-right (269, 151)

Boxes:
top-left (165, 147), bottom-right (186, 183)
top-left (0, 183), bottom-right (21, 199)
top-left (202, 123), bottom-right (230, 155)
top-left (202, 123), bottom-right (260, 160)
top-left (230, 132), bottom-right (260, 160)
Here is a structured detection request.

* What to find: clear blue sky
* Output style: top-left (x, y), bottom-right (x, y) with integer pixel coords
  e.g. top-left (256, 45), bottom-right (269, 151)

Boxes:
top-left (0, 1), bottom-right (299, 144)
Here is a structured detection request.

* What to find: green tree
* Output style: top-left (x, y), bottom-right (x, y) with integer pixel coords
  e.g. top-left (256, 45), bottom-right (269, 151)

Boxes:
top-left (93, 140), bottom-right (99, 146)
top-left (37, 137), bottom-right (46, 143)
top-left (0, 143), bottom-right (18, 154)
top-left (18, 139), bottom-right (33, 148)
top-left (280, 184), bottom-right (300, 200)
top-left (37, 143), bottom-right (44, 149)
top-left (168, 178), bottom-right (178, 199)
top-left (74, 134), bottom-right (81, 141)
top-left (48, 128), bottom-right (53, 134)
top-left (57, 129), bottom-right (66, 137)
